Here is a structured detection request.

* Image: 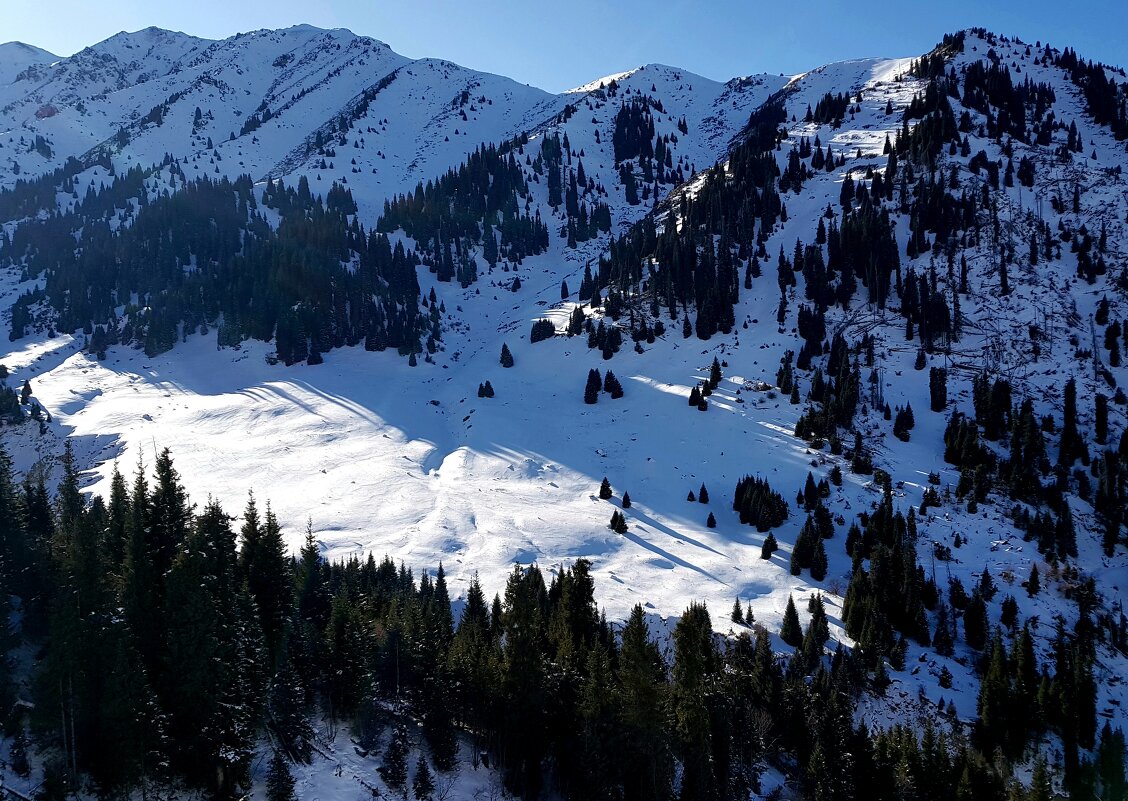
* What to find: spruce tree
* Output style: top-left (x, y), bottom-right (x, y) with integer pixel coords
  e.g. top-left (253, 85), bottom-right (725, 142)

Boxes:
top-left (584, 368), bottom-right (601, 404)
top-left (780, 595), bottom-right (802, 647)
top-left (500, 343), bottom-right (514, 368)
top-left (761, 531), bottom-right (778, 559)
top-left (380, 722), bottom-right (410, 792)
top-left (266, 750), bottom-right (296, 801)
top-left (599, 477), bottom-right (613, 500)
top-left (412, 755), bottom-right (435, 801)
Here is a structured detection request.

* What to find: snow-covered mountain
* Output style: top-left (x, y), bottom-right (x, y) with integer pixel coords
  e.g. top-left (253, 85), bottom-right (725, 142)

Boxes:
top-left (1, 25), bottom-right (1127, 795)
top-left (0, 41), bottom-right (57, 87)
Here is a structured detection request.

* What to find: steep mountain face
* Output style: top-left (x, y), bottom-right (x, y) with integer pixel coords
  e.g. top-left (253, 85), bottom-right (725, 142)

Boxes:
top-left (1, 24), bottom-right (1127, 795)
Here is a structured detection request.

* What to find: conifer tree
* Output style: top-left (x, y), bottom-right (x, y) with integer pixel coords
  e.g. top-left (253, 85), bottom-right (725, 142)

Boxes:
top-left (413, 755), bottom-right (435, 801)
top-left (500, 343), bottom-right (514, 368)
top-left (761, 531), bottom-right (778, 559)
top-left (599, 477), bottom-right (613, 500)
top-left (380, 722), bottom-right (410, 792)
top-left (266, 751), bottom-right (296, 801)
top-left (585, 369), bottom-right (602, 404)
top-left (781, 595), bottom-right (802, 647)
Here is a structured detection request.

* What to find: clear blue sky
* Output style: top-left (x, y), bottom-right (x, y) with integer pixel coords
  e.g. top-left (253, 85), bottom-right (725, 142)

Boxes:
top-left (5, 0), bottom-right (1126, 92)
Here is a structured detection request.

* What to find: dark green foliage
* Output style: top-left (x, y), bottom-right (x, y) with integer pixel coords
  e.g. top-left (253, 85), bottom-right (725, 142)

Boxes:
top-left (963, 592), bottom-right (988, 650)
top-left (599, 477), bottom-right (612, 500)
top-left (893, 404), bottom-right (915, 441)
top-left (500, 342), bottom-right (514, 367)
top-left (530, 318), bottom-right (555, 343)
top-left (8, 173), bottom-right (431, 363)
top-left (609, 510), bottom-right (628, 534)
top-left (8, 432), bottom-right (1099, 801)
top-left (603, 370), bottom-right (624, 399)
top-left (732, 476), bottom-right (788, 531)
top-left (929, 367), bottom-right (947, 411)
top-left (760, 531), bottom-right (778, 559)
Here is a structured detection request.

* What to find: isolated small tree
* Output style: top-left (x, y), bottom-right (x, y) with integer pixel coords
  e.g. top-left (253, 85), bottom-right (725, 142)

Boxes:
top-left (731, 598), bottom-right (745, 625)
top-left (686, 489), bottom-right (696, 502)
top-left (599, 477), bottom-right (613, 499)
top-left (706, 512), bottom-right (716, 528)
top-left (1027, 564), bottom-right (1041, 597)
top-left (500, 343), bottom-right (514, 368)
top-left (622, 492), bottom-right (631, 509)
top-left (761, 531), bottom-right (778, 559)
top-left (698, 483), bottom-right (710, 504)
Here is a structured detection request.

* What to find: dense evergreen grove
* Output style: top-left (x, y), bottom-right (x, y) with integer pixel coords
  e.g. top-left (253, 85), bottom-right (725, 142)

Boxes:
top-left (0, 441), bottom-right (1121, 801)
top-left (4, 166), bottom-right (431, 364)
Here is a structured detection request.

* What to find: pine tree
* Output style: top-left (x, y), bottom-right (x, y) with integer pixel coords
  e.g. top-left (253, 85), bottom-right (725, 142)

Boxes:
top-left (622, 492), bottom-right (631, 509)
top-left (698, 483), bottom-right (709, 504)
top-left (706, 512), bottom-right (716, 528)
top-left (731, 598), bottom-right (745, 625)
top-left (500, 343), bottom-right (514, 368)
top-left (599, 477), bottom-right (613, 499)
top-left (1027, 564), bottom-right (1041, 596)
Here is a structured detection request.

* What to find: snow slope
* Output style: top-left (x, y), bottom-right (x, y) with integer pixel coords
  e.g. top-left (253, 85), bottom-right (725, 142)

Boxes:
top-left (0, 42), bottom-right (57, 87)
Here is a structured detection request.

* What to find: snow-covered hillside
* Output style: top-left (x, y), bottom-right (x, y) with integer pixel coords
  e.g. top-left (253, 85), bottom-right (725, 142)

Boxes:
top-left (1, 27), bottom-right (1128, 795)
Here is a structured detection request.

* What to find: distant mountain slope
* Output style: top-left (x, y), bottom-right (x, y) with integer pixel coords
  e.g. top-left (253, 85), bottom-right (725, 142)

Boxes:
top-left (0, 41), bottom-right (57, 87)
